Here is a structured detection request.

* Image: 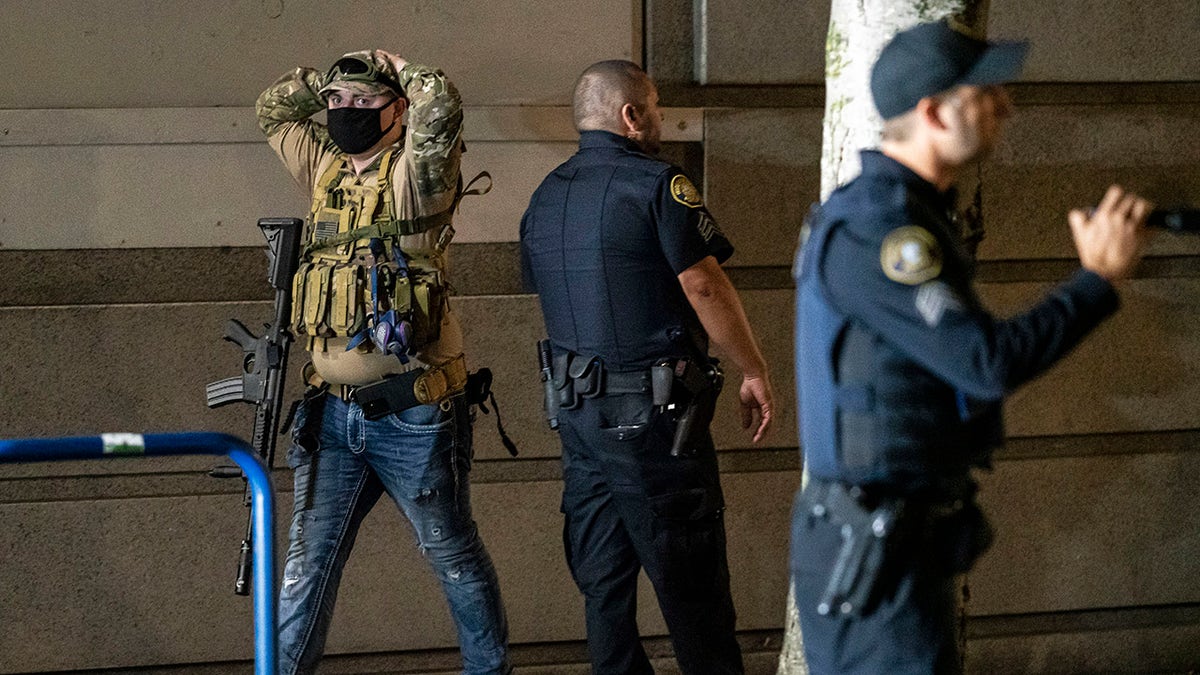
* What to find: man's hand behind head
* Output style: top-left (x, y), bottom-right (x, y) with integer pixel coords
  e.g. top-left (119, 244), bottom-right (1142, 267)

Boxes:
top-left (1069, 185), bottom-right (1155, 283)
top-left (373, 50), bottom-right (407, 76)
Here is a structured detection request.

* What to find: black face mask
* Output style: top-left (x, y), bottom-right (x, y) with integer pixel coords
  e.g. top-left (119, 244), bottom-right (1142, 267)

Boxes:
top-left (326, 101), bottom-right (397, 155)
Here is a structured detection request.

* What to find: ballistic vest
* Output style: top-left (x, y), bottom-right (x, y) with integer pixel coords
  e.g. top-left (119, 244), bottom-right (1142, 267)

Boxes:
top-left (795, 202), bottom-right (1000, 493)
top-left (290, 148), bottom-right (454, 355)
top-left (522, 132), bottom-right (719, 370)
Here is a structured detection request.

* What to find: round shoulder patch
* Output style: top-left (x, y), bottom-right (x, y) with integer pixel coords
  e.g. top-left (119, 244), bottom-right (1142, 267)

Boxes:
top-left (669, 174), bottom-right (704, 208)
top-left (880, 226), bottom-right (943, 285)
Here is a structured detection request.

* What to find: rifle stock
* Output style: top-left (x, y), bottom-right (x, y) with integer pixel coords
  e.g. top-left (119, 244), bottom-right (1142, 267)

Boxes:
top-left (207, 217), bottom-right (303, 596)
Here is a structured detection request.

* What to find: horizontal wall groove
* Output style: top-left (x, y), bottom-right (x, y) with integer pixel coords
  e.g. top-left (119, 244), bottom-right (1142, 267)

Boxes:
top-left (5, 431), bottom-right (1196, 504)
top-left (42, 611), bottom-right (1200, 675)
top-left (49, 630), bottom-right (788, 674)
top-left (658, 82), bottom-right (1200, 108)
top-left (6, 248), bottom-right (1197, 308)
top-left (996, 429), bottom-right (1200, 461)
top-left (0, 106), bottom-right (702, 147)
top-left (0, 451), bottom-right (800, 504)
top-left (966, 601), bottom-right (1200, 638)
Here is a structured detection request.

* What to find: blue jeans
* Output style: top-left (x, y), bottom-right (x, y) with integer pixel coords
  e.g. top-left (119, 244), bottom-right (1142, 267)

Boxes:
top-left (277, 393), bottom-right (511, 675)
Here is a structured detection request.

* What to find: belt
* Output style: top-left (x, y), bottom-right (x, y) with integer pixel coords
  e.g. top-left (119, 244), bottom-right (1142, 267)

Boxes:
top-left (806, 476), bottom-right (974, 513)
top-left (304, 354), bottom-right (468, 405)
top-left (604, 370), bottom-right (652, 395)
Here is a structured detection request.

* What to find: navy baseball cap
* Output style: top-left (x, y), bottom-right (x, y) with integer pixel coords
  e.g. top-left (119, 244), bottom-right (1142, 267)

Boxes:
top-left (870, 20), bottom-right (1029, 120)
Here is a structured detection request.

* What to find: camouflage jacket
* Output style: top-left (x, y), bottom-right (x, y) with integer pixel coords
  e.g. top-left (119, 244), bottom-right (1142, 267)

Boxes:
top-left (255, 55), bottom-right (466, 379)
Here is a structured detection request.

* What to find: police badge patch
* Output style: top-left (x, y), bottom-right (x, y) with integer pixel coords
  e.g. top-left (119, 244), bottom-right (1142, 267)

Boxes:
top-left (880, 226), bottom-right (942, 285)
top-left (670, 174), bottom-right (704, 208)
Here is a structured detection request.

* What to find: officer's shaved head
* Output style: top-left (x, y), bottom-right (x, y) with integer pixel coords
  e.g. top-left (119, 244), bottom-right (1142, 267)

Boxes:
top-left (573, 60), bottom-right (654, 133)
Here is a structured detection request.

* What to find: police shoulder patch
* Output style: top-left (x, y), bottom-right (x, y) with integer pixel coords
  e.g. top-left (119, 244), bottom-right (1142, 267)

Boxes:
top-left (669, 174), bottom-right (704, 208)
top-left (880, 226), bottom-right (942, 285)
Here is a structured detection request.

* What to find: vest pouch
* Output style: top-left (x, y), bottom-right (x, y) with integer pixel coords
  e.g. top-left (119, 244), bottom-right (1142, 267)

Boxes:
top-left (302, 264), bottom-right (335, 337)
top-left (390, 270), bottom-right (412, 316)
top-left (328, 264), bottom-right (365, 336)
top-left (291, 261), bottom-right (312, 334)
top-left (408, 274), bottom-right (446, 348)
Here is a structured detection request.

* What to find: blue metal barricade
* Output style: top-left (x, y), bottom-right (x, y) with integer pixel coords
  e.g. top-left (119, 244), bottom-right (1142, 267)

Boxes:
top-left (0, 431), bottom-right (276, 675)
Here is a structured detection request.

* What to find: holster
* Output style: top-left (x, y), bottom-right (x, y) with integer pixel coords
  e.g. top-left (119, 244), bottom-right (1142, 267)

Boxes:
top-left (669, 360), bottom-right (724, 457)
top-left (351, 368), bottom-right (424, 420)
top-left (926, 495), bottom-right (993, 574)
top-left (805, 481), bottom-right (904, 618)
top-left (350, 354), bottom-right (468, 421)
top-left (293, 384), bottom-right (328, 455)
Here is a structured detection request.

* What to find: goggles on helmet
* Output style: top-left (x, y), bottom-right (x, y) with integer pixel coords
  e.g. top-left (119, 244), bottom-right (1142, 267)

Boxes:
top-left (324, 56), bottom-right (405, 99)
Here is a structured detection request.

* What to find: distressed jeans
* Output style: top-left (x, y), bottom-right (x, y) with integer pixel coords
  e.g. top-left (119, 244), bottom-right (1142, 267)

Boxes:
top-left (277, 394), bottom-right (511, 675)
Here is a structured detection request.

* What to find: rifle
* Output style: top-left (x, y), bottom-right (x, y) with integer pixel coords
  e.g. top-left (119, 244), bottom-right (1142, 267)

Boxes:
top-left (206, 217), bottom-right (303, 596)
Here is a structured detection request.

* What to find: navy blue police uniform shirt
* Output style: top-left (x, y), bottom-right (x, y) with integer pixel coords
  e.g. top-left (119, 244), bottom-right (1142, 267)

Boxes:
top-left (521, 130), bottom-right (734, 371)
top-left (798, 150), bottom-right (1120, 488)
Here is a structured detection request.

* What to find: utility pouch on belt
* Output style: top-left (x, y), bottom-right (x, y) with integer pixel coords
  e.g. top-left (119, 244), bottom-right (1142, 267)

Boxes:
top-left (569, 355), bottom-right (603, 398)
top-left (670, 360), bottom-right (724, 457)
top-left (553, 352), bottom-right (578, 410)
top-left (810, 483), bottom-right (904, 618)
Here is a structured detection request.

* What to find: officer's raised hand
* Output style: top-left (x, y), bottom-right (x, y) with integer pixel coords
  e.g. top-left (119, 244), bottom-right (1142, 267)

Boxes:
top-left (1069, 184), bottom-right (1154, 283)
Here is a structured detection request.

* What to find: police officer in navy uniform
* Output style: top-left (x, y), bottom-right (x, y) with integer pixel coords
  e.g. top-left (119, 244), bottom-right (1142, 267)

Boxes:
top-left (791, 20), bottom-right (1153, 674)
top-left (520, 60), bottom-right (775, 674)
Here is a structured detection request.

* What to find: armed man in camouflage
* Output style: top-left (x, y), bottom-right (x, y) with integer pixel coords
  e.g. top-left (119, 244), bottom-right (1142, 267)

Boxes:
top-left (256, 49), bottom-right (511, 675)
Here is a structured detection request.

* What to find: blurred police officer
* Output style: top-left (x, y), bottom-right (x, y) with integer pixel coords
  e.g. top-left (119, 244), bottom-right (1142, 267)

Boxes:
top-left (791, 20), bottom-right (1152, 674)
top-left (257, 50), bottom-right (510, 675)
top-left (520, 60), bottom-right (774, 674)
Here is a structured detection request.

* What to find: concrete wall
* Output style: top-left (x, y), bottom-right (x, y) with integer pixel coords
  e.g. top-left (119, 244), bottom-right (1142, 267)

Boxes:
top-left (2, 1), bottom-right (1198, 673)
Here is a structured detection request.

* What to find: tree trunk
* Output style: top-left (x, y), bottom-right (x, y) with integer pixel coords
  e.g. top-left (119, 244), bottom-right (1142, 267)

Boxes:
top-left (777, 2), bottom-right (990, 673)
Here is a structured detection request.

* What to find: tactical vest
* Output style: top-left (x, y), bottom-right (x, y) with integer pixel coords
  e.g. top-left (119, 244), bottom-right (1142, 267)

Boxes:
top-left (290, 149), bottom-right (454, 356)
top-left (795, 213), bottom-right (999, 492)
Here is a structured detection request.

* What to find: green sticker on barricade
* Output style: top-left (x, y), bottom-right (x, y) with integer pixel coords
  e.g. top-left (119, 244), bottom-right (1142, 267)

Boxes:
top-left (101, 433), bottom-right (146, 456)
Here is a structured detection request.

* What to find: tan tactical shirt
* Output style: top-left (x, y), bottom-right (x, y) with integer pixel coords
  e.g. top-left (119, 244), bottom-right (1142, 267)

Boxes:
top-left (256, 58), bottom-right (464, 385)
